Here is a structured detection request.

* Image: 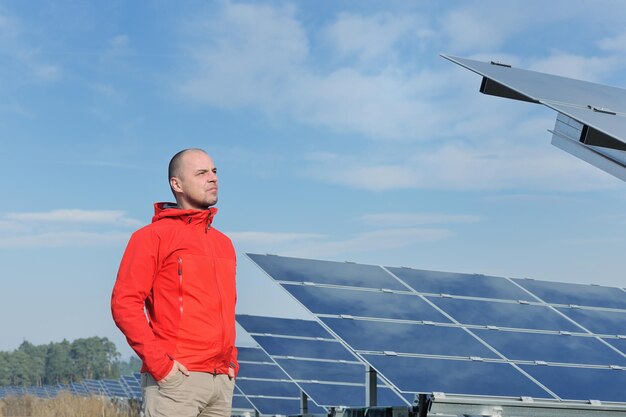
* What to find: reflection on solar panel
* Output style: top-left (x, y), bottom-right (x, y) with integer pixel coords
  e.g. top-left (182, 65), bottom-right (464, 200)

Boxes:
top-left (442, 55), bottom-right (626, 183)
top-left (248, 253), bottom-right (626, 403)
top-left (236, 346), bottom-right (327, 415)
top-left (237, 314), bottom-right (409, 409)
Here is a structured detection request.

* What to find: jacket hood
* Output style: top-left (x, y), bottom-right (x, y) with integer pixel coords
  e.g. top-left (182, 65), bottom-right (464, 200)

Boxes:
top-left (152, 202), bottom-right (217, 226)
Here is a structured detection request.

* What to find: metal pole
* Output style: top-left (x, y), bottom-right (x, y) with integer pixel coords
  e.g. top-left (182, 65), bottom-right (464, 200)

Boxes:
top-left (301, 390), bottom-right (309, 415)
top-left (366, 365), bottom-right (377, 407)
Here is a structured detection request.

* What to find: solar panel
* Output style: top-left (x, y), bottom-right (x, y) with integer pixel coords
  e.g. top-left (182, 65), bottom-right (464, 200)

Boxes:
top-left (427, 297), bottom-right (581, 331)
top-left (237, 314), bottom-right (409, 408)
top-left (248, 253), bottom-right (406, 290)
top-left (362, 355), bottom-right (553, 399)
top-left (319, 317), bottom-right (498, 358)
top-left (442, 54), bottom-right (626, 183)
top-left (513, 278), bottom-right (626, 309)
top-left (472, 329), bottom-right (626, 366)
top-left (236, 346), bottom-right (327, 415)
top-left (283, 284), bottom-right (450, 322)
top-left (557, 307), bottom-right (626, 336)
top-left (519, 365), bottom-right (626, 402)
top-left (386, 266), bottom-right (534, 301)
top-left (247, 253), bottom-right (626, 403)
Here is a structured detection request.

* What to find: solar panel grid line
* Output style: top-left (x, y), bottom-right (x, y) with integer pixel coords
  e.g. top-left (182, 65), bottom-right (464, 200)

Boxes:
top-left (246, 332), bottom-right (338, 342)
top-left (269, 355), bottom-right (361, 365)
top-left (278, 279), bottom-right (414, 294)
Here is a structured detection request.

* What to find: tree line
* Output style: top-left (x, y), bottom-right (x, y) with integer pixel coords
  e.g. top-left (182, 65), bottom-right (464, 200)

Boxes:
top-left (0, 337), bottom-right (141, 387)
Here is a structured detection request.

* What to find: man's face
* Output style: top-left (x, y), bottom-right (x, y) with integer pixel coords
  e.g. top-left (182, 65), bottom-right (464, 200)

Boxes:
top-left (171, 150), bottom-right (218, 210)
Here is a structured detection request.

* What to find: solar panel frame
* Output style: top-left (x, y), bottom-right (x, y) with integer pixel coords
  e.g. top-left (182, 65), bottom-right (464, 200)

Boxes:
top-left (247, 253), bottom-right (626, 404)
top-left (237, 313), bottom-right (410, 408)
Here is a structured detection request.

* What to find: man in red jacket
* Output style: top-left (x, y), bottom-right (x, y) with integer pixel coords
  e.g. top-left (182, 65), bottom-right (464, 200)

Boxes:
top-left (112, 148), bottom-right (238, 417)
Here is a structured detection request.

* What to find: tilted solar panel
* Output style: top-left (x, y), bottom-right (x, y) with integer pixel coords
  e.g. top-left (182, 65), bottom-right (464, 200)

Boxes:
top-left (237, 313), bottom-right (409, 408)
top-left (236, 346), bottom-right (327, 415)
top-left (247, 253), bottom-right (626, 404)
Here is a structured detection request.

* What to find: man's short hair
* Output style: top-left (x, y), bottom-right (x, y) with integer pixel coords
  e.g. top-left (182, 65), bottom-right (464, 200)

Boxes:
top-left (168, 148), bottom-right (206, 181)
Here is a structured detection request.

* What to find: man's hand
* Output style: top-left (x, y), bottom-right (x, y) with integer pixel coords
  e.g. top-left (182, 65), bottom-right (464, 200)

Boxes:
top-left (228, 367), bottom-right (235, 380)
top-left (158, 360), bottom-right (189, 384)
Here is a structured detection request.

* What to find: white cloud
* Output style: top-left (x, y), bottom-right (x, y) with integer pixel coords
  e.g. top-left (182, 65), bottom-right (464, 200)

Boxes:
top-left (528, 53), bottom-right (619, 83)
top-left (360, 212), bottom-right (481, 227)
top-left (229, 231), bottom-right (326, 245)
top-left (0, 209), bottom-right (141, 248)
top-left (598, 31), bottom-right (626, 52)
top-left (0, 231), bottom-right (130, 248)
top-left (4, 209), bottom-right (142, 226)
top-left (304, 140), bottom-right (619, 192)
top-left (177, 3), bottom-right (450, 140)
top-left (282, 228), bottom-right (452, 258)
top-left (322, 12), bottom-right (416, 65)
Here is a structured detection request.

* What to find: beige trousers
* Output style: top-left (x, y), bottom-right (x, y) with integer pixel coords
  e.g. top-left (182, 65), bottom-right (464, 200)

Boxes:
top-left (141, 372), bottom-right (235, 417)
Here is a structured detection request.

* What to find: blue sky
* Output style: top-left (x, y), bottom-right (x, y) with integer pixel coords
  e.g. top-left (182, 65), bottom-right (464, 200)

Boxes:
top-left (2, 0), bottom-right (626, 359)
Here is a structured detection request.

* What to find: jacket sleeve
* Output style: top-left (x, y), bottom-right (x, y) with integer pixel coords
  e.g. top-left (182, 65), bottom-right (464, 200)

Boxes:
top-left (230, 345), bottom-right (239, 377)
top-left (111, 227), bottom-right (173, 381)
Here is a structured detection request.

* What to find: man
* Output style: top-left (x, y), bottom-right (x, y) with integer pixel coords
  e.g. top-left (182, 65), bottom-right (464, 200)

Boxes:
top-left (112, 148), bottom-right (238, 417)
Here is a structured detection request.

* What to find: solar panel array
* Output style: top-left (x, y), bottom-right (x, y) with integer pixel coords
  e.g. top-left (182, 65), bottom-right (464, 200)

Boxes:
top-left (237, 314), bottom-right (411, 408)
top-left (0, 373), bottom-right (143, 400)
top-left (247, 253), bottom-right (626, 404)
top-left (236, 346), bottom-right (326, 415)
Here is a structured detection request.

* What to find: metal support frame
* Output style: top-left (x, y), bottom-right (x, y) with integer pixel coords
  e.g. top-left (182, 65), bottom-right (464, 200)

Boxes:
top-left (366, 365), bottom-right (377, 407)
top-left (301, 390), bottom-right (309, 415)
top-left (425, 393), bottom-right (626, 417)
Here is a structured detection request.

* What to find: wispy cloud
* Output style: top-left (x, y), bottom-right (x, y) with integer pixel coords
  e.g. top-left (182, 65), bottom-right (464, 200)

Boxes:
top-left (229, 231), bottom-right (326, 246)
top-left (0, 231), bottom-right (130, 248)
top-left (360, 212), bottom-right (481, 227)
top-left (283, 228), bottom-right (452, 258)
top-left (4, 209), bottom-right (142, 226)
top-left (0, 209), bottom-right (140, 248)
top-left (229, 225), bottom-right (452, 259)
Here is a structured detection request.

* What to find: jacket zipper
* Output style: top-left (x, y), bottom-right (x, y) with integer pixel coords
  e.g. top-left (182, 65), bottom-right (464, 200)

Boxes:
top-left (178, 257), bottom-right (184, 317)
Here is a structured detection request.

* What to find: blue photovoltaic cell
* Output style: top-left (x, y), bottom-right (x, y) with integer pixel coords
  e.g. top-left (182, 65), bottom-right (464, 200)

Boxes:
top-left (556, 307), bottom-right (626, 335)
top-left (603, 338), bottom-right (626, 356)
top-left (274, 358), bottom-right (364, 383)
top-left (254, 335), bottom-right (355, 361)
top-left (321, 317), bottom-right (498, 359)
top-left (387, 267), bottom-right (534, 301)
top-left (520, 365), bottom-right (626, 402)
top-left (249, 397), bottom-right (326, 415)
top-left (362, 355), bottom-right (552, 399)
top-left (472, 329), bottom-right (626, 366)
top-left (297, 383), bottom-right (405, 407)
top-left (513, 278), bottom-right (626, 309)
top-left (235, 379), bottom-right (301, 398)
top-left (284, 285), bottom-right (450, 322)
top-left (232, 394), bottom-right (254, 410)
top-left (248, 253), bottom-right (406, 290)
top-left (237, 362), bottom-right (291, 380)
top-left (428, 297), bottom-right (581, 332)
top-left (237, 314), bottom-right (330, 338)
top-left (237, 346), bottom-right (273, 363)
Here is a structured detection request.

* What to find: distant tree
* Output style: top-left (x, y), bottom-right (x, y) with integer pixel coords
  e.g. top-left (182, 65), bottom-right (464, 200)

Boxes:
top-left (70, 337), bottom-right (121, 380)
top-left (0, 336), bottom-right (123, 386)
top-left (0, 352), bottom-right (11, 385)
top-left (44, 339), bottom-right (73, 384)
top-left (9, 350), bottom-right (32, 386)
top-left (17, 341), bottom-right (46, 386)
top-left (116, 355), bottom-right (142, 376)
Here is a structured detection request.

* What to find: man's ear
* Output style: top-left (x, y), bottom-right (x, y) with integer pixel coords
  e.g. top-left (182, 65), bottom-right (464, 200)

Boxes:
top-left (170, 177), bottom-right (183, 193)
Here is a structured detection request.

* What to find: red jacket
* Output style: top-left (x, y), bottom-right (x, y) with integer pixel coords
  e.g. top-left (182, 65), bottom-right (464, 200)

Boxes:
top-left (111, 203), bottom-right (238, 381)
